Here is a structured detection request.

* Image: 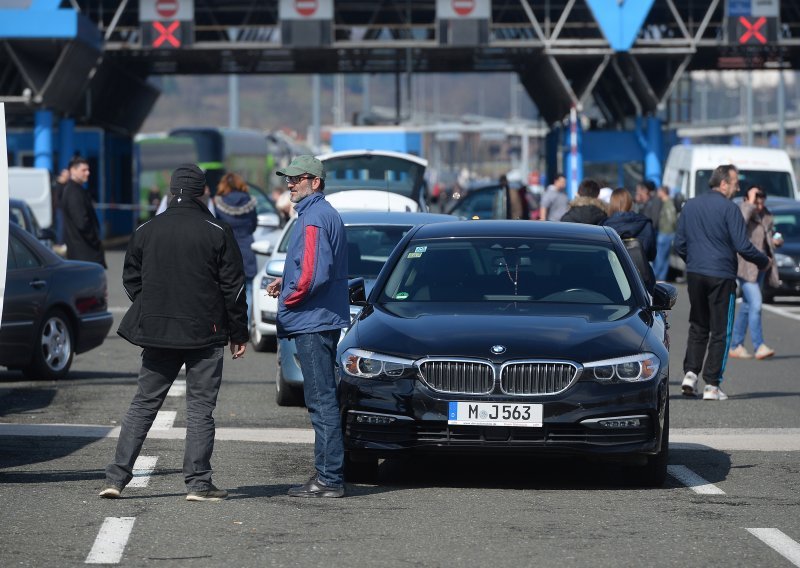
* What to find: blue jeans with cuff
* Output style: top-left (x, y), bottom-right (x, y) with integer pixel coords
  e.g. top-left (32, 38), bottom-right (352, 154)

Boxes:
top-left (294, 330), bottom-right (344, 487)
top-left (732, 273), bottom-right (766, 350)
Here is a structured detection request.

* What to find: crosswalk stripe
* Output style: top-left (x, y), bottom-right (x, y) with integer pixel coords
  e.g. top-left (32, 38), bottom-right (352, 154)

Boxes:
top-left (746, 528), bottom-right (800, 567)
top-left (85, 517), bottom-right (135, 564)
top-left (667, 465), bottom-right (725, 494)
top-left (127, 456), bottom-right (158, 488)
top-left (167, 380), bottom-right (186, 397)
top-left (151, 411), bottom-right (176, 430)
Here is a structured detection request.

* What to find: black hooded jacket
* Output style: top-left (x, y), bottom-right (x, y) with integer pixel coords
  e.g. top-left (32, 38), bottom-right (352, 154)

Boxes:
top-left (560, 196), bottom-right (608, 225)
top-left (117, 196), bottom-right (249, 349)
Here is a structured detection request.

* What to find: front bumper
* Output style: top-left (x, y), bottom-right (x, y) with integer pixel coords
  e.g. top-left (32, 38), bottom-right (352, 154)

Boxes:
top-left (339, 374), bottom-right (667, 458)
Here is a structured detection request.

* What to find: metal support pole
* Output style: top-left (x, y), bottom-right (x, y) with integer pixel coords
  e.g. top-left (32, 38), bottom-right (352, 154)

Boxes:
top-left (520, 128), bottom-right (529, 187)
top-left (228, 75), bottom-right (239, 129)
top-left (34, 109), bottom-right (53, 173)
top-left (745, 71), bottom-right (754, 147)
top-left (334, 74), bottom-right (345, 126)
top-left (361, 73), bottom-right (370, 121)
top-left (311, 74), bottom-right (321, 152)
top-left (58, 117), bottom-right (75, 171)
top-left (778, 65), bottom-right (786, 149)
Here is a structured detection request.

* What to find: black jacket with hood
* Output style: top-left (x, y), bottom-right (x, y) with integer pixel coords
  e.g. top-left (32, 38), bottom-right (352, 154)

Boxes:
top-left (118, 196), bottom-right (249, 349)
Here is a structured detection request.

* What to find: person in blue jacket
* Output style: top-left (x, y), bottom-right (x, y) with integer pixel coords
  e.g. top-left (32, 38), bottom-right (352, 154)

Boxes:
top-left (266, 155), bottom-right (349, 497)
top-left (674, 164), bottom-right (770, 402)
top-left (602, 187), bottom-right (656, 293)
top-left (213, 173), bottom-right (258, 324)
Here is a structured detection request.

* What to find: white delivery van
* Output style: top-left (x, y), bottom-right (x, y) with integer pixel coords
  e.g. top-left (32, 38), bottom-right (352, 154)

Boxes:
top-left (8, 167), bottom-right (52, 227)
top-left (663, 145), bottom-right (799, 201)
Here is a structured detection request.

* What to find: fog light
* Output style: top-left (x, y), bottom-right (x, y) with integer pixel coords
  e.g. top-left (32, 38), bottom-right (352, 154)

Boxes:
top-left (599, 418), bottom-right (642, 428)
top-left (354, 413), bottom-right (396, 426)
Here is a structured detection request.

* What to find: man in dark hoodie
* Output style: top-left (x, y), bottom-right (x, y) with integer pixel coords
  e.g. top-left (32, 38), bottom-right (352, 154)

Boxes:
top-left (560, 178), bottom-right (608, 225)
top-left (99, 164), bottom-right (249, 502)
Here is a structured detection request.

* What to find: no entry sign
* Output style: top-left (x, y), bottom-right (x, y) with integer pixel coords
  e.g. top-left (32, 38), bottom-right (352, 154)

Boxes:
top-left (294, 0), bottom-right (317, 17)
top-left (452, 0), bottom-right (474, 17)
top-left (278, 0), bottom-right (332, 20)
top-left (155, 0), bottom-right (178, 19)
top-left (436, 0), bottom-right (488, 19)
top-left (139, 0), bottom-right (193, 22)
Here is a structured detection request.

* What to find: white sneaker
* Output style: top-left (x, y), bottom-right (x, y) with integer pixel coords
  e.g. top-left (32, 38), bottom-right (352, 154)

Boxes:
top-left (703, 385), bottom-right (729, 401)
top-left (755, 344), bottom-right (775, 360)
top-left (681, 371), bottom-right (699, 396)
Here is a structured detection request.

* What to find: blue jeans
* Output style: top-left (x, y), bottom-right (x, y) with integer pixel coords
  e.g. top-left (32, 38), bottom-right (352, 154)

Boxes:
top-left (732, 274), bottom-right (765, 350)
top-left (293, 330), bottom-right (344, 487)
top-left (105, 346), bottom-right (224, 491)
top-left (245, 280), bottom-right (253, 327)
top-left (654, 232), bottom-right (674, 281)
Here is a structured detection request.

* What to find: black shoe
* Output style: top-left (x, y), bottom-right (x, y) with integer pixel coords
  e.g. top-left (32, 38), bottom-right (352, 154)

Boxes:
top-left (98, 484), bottom-right (123, 499)
top-left (287, 475), bottom-right (344, 498)
top-left (186, 484), bottom-right (228, 501)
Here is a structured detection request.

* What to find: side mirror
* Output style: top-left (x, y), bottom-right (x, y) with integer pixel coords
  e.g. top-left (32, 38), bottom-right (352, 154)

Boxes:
top-left (651, 282), bottom-right (678, 311)
top-left (348, 277), bottom-right (367, 306)
top-left (251, 240), bottom-right (271, 256)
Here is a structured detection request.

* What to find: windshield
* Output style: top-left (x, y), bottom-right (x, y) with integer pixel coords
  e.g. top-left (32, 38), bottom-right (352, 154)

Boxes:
top-left (322, 154), bottom-right (425, 200)
top-left (378, 237), bottom-right (635, 310)
top-left (276, 219), bottom-right (414, 278)
top-left (695, 169), bottom-right (795, 198)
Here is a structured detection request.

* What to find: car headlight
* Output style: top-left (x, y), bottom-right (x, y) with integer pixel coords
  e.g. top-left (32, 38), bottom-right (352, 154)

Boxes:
top-left (341, 348), bottom-right (416, 380)
top-left (583, 353), bottom-right (660, 383)
top-left (774, 253), bottom-right (797, 269)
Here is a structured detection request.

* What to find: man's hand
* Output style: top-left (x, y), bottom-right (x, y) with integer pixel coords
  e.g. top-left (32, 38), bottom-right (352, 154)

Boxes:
top-left (266, 276), bottom-right (282, 298)
top-left (746, 187), bottom-right (760, 203)
top-left (230, 343), bottom-right (247, 359)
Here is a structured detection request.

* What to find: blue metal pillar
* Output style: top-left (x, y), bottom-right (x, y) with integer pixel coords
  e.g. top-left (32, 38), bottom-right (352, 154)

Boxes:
top-left (58, 117), bottom-right (75, 171)
top-left (644, 116), bottom-right (662, 186)
top-left (545, 126), bottom-right (560, 187)
top-left (34, 109), bottom-right (53, 172)
top-left (563, 107), bottom-right (583, 200)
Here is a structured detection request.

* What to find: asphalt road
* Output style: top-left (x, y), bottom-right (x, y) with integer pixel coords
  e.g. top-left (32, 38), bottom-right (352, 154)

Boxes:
top-left (1, 249), bottom-right (799, 567)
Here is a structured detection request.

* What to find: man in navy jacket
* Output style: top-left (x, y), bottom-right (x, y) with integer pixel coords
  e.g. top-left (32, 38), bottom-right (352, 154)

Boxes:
top-left (267, 155), bottom-right (350, 497)
top-left (674, 164), bottom-right (769, 401)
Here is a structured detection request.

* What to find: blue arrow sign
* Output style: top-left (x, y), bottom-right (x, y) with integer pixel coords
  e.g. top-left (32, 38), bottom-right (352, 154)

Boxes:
top-left (585, 0), bottom-right (656, 52)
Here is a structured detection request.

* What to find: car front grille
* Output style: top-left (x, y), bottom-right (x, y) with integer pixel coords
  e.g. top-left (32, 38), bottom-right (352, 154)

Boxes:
top-left (500, 362), bottom-right (578, 395)
top-left (418, 360), bottom-right (494, 394)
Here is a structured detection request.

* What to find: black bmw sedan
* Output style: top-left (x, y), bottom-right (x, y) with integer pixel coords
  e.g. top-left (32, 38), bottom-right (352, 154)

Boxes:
top-left (338, 220), bottom-right (677, 486)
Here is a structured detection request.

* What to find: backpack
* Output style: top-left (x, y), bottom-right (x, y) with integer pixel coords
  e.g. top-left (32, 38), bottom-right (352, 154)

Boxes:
top-left (623, 238), bottom-right (656, 293)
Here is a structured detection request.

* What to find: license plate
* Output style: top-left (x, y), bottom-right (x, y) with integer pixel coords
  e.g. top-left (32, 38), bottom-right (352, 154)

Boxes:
top-left (448, 402), bottom-right (543, 427)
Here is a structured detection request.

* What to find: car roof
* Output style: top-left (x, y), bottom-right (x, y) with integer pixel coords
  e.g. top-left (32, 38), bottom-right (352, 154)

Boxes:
top-left (339, 211), bottom-right (455, 225)
top-left (411, 220), bottom-right (614, 242)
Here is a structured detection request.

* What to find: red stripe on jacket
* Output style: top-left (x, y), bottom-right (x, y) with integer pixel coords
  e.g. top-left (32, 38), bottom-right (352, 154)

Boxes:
top-left (284, 225), bottom-right (318, 307)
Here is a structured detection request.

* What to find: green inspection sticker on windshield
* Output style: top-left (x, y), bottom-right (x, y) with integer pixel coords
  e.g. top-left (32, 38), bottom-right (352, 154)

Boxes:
top-left (396, 292), bottom-right (409, 300)
top-left (407, 252), bottom-right (422, 258)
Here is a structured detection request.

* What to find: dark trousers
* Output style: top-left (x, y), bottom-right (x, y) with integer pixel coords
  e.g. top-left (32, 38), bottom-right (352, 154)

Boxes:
top-left (683, 273), bottom-right (736, 387)
top-left (105, 346), bottom-right (224, 491)
top-left (294, 330), bottom-right (344, 487)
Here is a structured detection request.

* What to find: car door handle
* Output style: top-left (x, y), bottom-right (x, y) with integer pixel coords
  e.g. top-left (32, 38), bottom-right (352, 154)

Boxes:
top-left (29, 279), bottom-right (47, 289)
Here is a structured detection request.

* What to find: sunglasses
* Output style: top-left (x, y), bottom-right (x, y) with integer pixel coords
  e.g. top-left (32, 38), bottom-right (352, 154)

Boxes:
top-left (285, 175), bottom-right (314, 184)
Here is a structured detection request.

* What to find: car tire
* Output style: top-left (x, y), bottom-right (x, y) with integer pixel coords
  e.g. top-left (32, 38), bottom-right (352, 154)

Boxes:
top-left (22, 309), bottom-right (73, 380)
top-left (250, 319), bottom-right (276, 352)
top-left (636, 400), bottom-right (669, 487)
top-left (275, 360), bottom-right (303, 407)
top-left (344, 451), bottom-right (379, 484)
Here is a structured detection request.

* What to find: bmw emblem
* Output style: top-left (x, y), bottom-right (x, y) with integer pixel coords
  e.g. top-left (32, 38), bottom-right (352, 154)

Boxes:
top-left (491, 345), bottom-right (506, 355)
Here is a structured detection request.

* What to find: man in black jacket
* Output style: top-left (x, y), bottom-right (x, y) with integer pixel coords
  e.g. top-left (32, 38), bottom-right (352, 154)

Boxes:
top-left (560, 179), bottom-right (608, 225)
top-left (100, 164), bottom-right (249, 501)
top-left (61, 157), bottom-right (106, 267)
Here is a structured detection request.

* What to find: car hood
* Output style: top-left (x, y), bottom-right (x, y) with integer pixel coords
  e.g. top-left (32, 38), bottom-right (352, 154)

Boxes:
top-left (778, 240), bottom-right (800, 259)
top-left (346, 303), bottom-right (651, 363)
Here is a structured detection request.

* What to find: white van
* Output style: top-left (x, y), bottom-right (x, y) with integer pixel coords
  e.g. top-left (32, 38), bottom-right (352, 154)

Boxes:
top-left (8, 167), bottom-right (52, 228)
top-left (663, 145), bottom-right (799, 201)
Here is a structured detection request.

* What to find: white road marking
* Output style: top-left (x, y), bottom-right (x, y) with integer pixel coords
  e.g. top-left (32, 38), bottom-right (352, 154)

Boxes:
top-left (762, 303), bottom-right (800, 322)
top-left (108, 307), bottom-right (128, 314)
top-left (667, 465), bottom-right (726, 494)
top-left (127, 456), bottom-right (158, 488)
top-left (151, 411), bottom-right (176, 430)
top-left (167, 379), bottom-right (186, 397)
top-left (2, 424), bottom-right (799, 449)
top-left (85, 517), bottom-right (136, 564)
top-left (746, 528), bottom-right (800, 567)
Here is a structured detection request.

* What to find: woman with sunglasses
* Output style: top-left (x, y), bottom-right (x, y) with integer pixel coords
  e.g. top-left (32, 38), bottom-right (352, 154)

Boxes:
top-left (729, 185), bottom-right (783, 360)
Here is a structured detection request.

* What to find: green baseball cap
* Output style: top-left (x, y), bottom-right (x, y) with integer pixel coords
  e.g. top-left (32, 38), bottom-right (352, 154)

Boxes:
top-left (276, 155), bottom-right (326, 180)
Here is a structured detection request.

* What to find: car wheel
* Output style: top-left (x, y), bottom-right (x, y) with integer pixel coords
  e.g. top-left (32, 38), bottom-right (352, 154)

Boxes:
top-left (250, 318), bottom-right (276, 352)
top-left (636, 400), bottom-right (669, 487)
top-left (344, 451), bottom-right (379, 484)
top-left (275, 359), bottom-right (303, 406)
top-left (22, 309), bottom-right (73, 380)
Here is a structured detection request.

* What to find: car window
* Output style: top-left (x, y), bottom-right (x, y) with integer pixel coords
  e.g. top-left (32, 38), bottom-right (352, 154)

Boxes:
top-left (10, 205), bottom-right (29, 231)
top-left (450, 188), bottom-right (504, 220)
top-left (380, 237), bottom-right (634, 307)
top-left (773, 212), bottom-right (799, 240)
top-left (8, 232), bottom-right (42, 270)
top-left (345, 225), bottom-right (413, 278)
top-left (277, 218), bottom-right (297, 253)
top-left (694, 169), bottom-right (794, 198)
top-left (323, 155), bottom-right (425, 200)
top-left (249, 184), bottom-right (277, 216)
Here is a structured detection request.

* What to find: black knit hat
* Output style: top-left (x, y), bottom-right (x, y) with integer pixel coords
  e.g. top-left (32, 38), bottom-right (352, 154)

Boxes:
top-left (170, 163), bottom-right (206, 197)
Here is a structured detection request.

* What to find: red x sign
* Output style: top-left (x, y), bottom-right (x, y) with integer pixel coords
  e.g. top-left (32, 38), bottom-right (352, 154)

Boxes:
top-left (739, 16), bottom-right (767, 45)
top-left (152, 21), bottom-right (181, 48)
